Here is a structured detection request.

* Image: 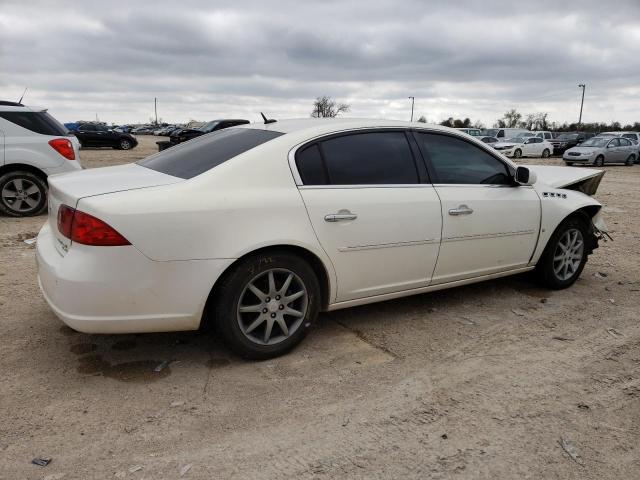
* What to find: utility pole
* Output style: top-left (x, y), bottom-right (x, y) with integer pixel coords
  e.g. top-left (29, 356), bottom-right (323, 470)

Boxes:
top-left (577, 84), bottom-right (586, 129)
top-left (408, 97), bottom-right (415, 122)
top-left (154, 97), bottom-right (158, 125)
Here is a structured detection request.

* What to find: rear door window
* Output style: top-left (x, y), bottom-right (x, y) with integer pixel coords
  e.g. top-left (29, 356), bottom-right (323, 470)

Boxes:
top-left (308, 131), bottom-right (419, 185)
top-left (139, 128), bottom-right (284, 179)
top-left (0, 111), bottom-right (68, 136)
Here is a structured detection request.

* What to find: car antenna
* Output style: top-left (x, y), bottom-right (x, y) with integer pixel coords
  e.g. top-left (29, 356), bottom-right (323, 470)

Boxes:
top-left (260, 112), bottom-right (277, 124)
top-left (18, 87), bottom-right (27, 104)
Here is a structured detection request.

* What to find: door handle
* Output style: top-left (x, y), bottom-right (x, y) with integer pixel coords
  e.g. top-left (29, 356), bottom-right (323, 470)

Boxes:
top-left (324, 211), bottom-right (358, 222)
top-left (448, 205), bottom-right (474, 216)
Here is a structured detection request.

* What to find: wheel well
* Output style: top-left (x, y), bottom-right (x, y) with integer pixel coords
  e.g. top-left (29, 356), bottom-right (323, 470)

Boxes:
top-left (0, 163), bottom-right (48, 184)
top-left (200, 245), bottom-right (332, 330)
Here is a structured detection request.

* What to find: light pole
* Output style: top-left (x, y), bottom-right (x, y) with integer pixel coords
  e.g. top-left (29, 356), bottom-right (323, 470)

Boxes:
top-left (577, 84), bottom-right (586, 129)
top-left (408, 96), bottom-right (415, 122)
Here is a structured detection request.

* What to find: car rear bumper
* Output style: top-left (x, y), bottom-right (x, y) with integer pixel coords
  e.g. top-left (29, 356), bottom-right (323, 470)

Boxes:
top-left (36, 221), bottom-right (234, 334)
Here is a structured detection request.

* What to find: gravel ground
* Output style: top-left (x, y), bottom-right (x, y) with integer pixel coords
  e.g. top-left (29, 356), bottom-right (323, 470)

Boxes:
top-left (1, 135), bottom-right (639, 479)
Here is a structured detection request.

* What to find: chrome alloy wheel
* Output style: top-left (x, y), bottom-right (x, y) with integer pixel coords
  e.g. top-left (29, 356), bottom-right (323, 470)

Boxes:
top-left (553, 228), bottom-right (584, 281)
top-left (1, 178), bottom-right (41, 213)
top-left (237, 268), bottom-right (308, 346)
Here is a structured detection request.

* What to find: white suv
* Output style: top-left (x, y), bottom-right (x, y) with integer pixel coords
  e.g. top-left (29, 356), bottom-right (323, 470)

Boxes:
top-left (0, 101), bottom-right (82, 216)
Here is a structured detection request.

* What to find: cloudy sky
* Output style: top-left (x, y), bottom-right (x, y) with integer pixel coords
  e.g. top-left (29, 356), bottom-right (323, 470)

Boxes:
top-left (1, 0), bottom-right (639, 126)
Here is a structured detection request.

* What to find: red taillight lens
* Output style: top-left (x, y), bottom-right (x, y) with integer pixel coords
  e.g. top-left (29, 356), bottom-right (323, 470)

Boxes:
top-left (48, 138), bottom-right (75, 160)
top-left (56, 205), bottom-right (130, 246)
top-left (57, 204), bottom-right (75, 239)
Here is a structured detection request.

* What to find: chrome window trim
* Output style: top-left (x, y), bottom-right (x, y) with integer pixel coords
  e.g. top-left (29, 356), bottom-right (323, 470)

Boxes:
top-left (287, 125), bottom-right (518, 188)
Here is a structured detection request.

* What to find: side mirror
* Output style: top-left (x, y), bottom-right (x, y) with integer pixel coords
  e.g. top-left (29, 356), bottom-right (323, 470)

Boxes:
top-left (515, 166), bottom-right (537, 186)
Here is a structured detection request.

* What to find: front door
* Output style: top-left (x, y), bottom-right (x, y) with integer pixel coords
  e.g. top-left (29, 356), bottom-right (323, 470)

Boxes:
top-left (414, 131), bottom-right (541, 284)
top-left (523, 137), bottom-right (543, 156)
top-left (294, 130), bottom-right (442, 302)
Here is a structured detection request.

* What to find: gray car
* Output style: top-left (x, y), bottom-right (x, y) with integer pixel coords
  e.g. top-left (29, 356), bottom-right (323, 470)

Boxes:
top-left (563, 136), bottom-right (637, 166)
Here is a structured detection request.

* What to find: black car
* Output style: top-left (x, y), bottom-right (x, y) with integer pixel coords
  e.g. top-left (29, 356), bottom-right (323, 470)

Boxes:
top-left (550, 132), bottom-right (595, 155)
top-left (74, 123), bottom-right (138, 150)
top-left (168, 119), bottom-right (250, 145)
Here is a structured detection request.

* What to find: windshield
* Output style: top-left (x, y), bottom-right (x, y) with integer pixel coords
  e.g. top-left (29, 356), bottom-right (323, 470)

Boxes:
top-left (199, 121), bottom-right (220, 133)
top-left (557, 134), bottom-right (578, 140)
top-left (580, 138), bottom-right (609, 147)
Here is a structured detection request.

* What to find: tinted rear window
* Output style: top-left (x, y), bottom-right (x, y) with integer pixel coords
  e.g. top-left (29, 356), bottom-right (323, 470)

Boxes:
top-left (139, 128), bottom-right (284, 179)
top-left (0, 111), bottom-right (68, 136)
top-left (317, 131), bottom-right (419, 185)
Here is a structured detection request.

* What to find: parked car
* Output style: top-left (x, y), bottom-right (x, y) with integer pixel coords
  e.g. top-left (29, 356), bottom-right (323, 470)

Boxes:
top-left (455, 128), bottom-right (482, 137)
top-left (168, 119), bottom-right (250, 145)
top-left (114, 125), bottom-right (133, 134)
top-left (479, 136), bottom-right (499, 145)
top-left (482, 128), bottom-right (530, 141)
top-left (531, 131), bottom-right (554, 140)
top-left (563, 136), bottom-right (637, 166)
top-left (550, 132), bottom-right (595, 155)
top-left (74, 123), bottom-right (138, 150)
top-left (132, 126), bottom-right (156, 135)
top-left (153, 125), bottom-right (179, 136)
top-left (493, 136), bottom-right (553, 158)
top-left (0, 101), bottom-right (82, 216)
top-left (596, 132), bottom-right (640, 161)
top-left (37, 118), bottom-right (607, 359)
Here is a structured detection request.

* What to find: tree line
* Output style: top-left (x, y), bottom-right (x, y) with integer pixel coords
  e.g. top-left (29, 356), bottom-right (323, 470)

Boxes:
top-left (310, 97), bottom-right (639, 133)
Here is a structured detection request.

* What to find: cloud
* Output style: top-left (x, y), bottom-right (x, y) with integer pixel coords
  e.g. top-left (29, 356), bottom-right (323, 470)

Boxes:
top-left (1, 0), bottom-right (639, 126)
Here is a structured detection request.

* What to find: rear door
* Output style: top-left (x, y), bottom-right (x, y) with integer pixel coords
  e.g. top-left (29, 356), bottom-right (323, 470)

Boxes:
top-left (414, 131), bottom-right (540, 284)
top-left (77, 124), bottom-right (97, 145)
top-left (294, 129), bottom-right (443, 302)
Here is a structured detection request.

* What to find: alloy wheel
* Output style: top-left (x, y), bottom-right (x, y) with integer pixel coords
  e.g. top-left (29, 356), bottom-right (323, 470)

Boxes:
top-left (120, 139), bottom-right (132, 150)
top-left (552, 228), bottom-right (584, 281)
top-left (237, 268), bottom-right (308, 346)
top-left (1, 178), bottom-right (41, 213)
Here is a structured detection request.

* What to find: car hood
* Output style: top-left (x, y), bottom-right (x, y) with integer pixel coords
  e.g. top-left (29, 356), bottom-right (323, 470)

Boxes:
top-left (494, 142), bottom-right (521, 147)
top-left (566, 147), bottom-right (600, 154)
top-left (524, 165), bottom-right (605, 195)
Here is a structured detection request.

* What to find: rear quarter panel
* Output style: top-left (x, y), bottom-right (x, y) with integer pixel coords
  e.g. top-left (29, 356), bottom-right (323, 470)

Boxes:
top-left (77, 139), bottom-right (337, 296)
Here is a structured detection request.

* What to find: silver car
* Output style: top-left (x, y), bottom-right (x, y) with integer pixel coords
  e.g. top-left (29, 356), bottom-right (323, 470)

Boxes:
top-left (563, 136), bottom-right (637, 166)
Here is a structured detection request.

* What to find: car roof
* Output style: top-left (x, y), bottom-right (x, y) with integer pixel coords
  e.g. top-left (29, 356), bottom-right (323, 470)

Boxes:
top-left (236, 117), bottom-right (466, 137)
top-left (0, 103), bottom-right (46, 112)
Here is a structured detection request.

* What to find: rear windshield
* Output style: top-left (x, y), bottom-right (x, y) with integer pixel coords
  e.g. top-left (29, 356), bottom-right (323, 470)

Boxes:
top-left (0, 111), bottom-right (69, 136)
top-left (138, 128), bottom-right (284, 179)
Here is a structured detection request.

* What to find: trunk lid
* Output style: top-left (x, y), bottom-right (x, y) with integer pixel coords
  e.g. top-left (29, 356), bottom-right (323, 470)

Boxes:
top-left (47, 164), bottom-right (182, 255)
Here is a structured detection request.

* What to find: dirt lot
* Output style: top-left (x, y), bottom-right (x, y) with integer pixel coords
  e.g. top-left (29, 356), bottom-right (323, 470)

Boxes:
top-left (1, 135), bottom-right (639, 479)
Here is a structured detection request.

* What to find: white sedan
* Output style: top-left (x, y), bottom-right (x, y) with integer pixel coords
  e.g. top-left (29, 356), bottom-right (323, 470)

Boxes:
top-left (37, 119), bottom-right (607, 359)
top-left (493, 136), bottom-right (553, 158)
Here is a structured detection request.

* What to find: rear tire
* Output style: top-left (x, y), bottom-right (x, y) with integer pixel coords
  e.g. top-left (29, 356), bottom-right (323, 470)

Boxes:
top-left (513, 149), bottom-right (522, 158)
top-left (542, 148), bottom-right (550, 158)
top-left (536, 216), bottom-right (590, 290)
top-left (0, 170), bottom-right (48, 217)
top-left (213, 251), bottom-right (321, 359)
top-left (625, 154), bottom-right (634, 166)
top-left (594, 155), bottom-right (604, 167)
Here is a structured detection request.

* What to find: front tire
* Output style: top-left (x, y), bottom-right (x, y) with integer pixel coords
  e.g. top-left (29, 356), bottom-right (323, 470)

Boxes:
top-left (594, 155), bottom-right (604, 167)
top-left (625, 154), bottom-right (635, 166)
top-left (565, 161), bottom-right (574, 166)
top-left (536, 216), bottom-right (590, 289)
top-left (119, 139), bottom-right (133, 150)
top-left (0, 171), bottom-right (48, 217)
top-left (213, 251), bottom-right (321, 359)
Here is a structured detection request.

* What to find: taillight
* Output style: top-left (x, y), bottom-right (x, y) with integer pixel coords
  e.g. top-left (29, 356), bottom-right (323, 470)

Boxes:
top-left (56, 205), bottom-right (130, 246)
top-left (57, 204), bottom-right (75, 239)
top-left (48, 138), bottom-right (75, 160)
